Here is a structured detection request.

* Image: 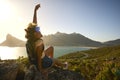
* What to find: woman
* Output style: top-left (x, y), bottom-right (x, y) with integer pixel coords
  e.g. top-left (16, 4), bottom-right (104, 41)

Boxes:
top-left (25, 4), bottom-right (67, 75)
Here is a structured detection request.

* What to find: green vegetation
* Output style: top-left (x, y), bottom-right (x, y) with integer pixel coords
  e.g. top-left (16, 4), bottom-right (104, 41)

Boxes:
top-left (58, 45), bottom-right (120, 80)
top-left (16, 45), bottom-right (120, 80)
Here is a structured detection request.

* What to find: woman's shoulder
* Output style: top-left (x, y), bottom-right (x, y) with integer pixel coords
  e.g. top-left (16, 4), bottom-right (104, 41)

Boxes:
top-left (35, 39), bottom-right (44, 47)
top-left (35, 39), bottom-right (43, 43)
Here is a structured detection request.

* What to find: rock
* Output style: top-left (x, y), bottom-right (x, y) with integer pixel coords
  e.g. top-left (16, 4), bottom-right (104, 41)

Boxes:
top-left (0, 61), bottom-right (84, 80)
top-left (24, 65), bottom-right (84, 80)
top-left (0, 62), bottom-right (20, 80)
top-left (48, 67), bottom-right (84, 80)
top-left (24, 65), bottom-right (44, 80)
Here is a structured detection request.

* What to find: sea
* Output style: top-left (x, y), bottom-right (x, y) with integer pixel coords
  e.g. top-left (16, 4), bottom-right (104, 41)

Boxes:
top-left (0, 46), bottom-right (90, 60)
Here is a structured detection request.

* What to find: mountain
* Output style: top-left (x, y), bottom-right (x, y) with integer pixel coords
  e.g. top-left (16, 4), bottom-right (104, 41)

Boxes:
top-left (1, 32), bottom-right (119, 47)
top-left (103, 39), bottom-right (120, 46)
top-left (43, 32), bottom-right (102, 47)
top-left (0, 34), bottom-right (25, 47)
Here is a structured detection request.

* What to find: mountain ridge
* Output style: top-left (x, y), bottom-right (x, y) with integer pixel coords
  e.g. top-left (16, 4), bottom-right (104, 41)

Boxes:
top-left (43, 32), bottom-right (102, 47)
top-left (0, 34), bottom-right (25, 47)
top-left (103, 39), bottom-right (120, 46)
top-left (0, 32), bottom-right (120, 47)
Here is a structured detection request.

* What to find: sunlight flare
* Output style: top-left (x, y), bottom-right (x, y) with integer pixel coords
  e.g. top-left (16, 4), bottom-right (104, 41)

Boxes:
top-left (0, 1), bottom-right (13, 21)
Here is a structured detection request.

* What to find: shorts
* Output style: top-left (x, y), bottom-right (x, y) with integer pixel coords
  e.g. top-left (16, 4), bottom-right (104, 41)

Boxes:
top-left (42, 55), bottom-right (53, 69)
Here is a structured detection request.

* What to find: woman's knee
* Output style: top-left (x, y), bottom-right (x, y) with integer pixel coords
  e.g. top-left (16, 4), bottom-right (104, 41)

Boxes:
top-left (45, 46), bottom-right (54, 55)
top-left (49, 46), bottom-right (54, 51)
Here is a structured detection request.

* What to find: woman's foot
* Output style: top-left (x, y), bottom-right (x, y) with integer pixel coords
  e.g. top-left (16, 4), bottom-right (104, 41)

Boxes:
top-left (63, 62), bottom-right (68, 69)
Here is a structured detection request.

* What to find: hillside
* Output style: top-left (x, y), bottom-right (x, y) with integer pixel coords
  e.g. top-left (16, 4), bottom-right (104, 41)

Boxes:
top-left (103, 39), bottom-right (120, 46)
top-left (0, 34), bottom-right (25, 47)
top-left (58, 45), bottom-right (120, 80)
top-left (0, 32), bottom-right (103, 47)
top-left (0, 32), bottom-right (120, 47)
top-left (43, 32), bottom-right (102, 47)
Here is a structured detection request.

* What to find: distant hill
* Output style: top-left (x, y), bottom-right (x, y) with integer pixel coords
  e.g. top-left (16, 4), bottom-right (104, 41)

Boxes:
top-left (43, 32), bottom-right (102, 47)
top-left (103, 39), bottom-right (120, 46)
top-left (0, 34), bottom-right (25, 47)
top-left (0, 32), bottom-right (120, 47)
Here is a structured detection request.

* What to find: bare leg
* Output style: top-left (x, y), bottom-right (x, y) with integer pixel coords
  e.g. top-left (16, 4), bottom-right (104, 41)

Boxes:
top-left (44, 46), bottom-right (67, 68)
top-left (44, 46), bottom-right (54, 58)
top-left (52, 58), bottom-right (65, 67)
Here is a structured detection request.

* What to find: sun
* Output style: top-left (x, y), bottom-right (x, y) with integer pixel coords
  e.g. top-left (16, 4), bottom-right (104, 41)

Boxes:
top-left (0, 0), bottom-right (13, 21)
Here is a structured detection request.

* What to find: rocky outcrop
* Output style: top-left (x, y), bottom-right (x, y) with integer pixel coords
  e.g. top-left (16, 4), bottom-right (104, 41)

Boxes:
top-left (0, 61), bottom-right (84, 80)
top-left (0, 62), bottom-right (20, 80)
top-left (0, 34), bottom-right (25, 47)
top-left (48, 67), bottom-right (84, 80)
top-left (24, 65), bottom-right (84, 80)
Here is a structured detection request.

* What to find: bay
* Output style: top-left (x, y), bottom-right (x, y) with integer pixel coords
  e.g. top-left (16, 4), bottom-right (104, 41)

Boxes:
top-left (0, 46), bottom-right (90, 60)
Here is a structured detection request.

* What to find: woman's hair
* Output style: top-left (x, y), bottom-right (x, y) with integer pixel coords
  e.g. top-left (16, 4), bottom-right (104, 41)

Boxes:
top-left (25, 23), bottom-right (37, 40)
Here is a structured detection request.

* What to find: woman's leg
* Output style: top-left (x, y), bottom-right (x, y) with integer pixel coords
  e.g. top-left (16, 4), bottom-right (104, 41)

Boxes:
top-left (53, 59), bottom-right (64, 67)
top-left (44, 46), bottom-right (54, 58)
top-left (53, 59), bottom-right (68, 68)
top-left (44, 46), bottom-right (68, 69)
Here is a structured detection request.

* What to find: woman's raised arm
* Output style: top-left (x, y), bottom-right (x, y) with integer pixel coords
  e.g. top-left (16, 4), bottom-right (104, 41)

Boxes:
top-left (33, 4), bottom-right (40, 24)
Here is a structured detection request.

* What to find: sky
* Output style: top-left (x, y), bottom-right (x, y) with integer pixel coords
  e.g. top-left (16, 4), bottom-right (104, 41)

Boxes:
top-left (0, 0), bottom-right (120, 43)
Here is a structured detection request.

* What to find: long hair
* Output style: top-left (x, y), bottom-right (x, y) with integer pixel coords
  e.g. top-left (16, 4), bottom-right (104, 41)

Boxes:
top-left (25, 23), bottom-right (37, 41)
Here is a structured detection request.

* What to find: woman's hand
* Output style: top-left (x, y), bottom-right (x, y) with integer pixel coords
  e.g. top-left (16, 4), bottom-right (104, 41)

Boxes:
top-left (35, 4), bottom-right (40, 11)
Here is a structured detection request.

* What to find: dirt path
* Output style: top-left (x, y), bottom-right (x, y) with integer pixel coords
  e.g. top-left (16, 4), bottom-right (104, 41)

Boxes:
top-left (80, 52), bottom-right (89, 59)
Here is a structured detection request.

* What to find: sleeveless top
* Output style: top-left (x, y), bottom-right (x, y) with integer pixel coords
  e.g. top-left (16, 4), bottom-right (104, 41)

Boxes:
top-left (26, 40), bottom-right (38, 66)
top-left (26, 39), bottom-right (53, 69)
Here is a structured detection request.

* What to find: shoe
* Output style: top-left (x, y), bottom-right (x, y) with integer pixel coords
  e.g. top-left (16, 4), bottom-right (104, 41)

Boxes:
top-left (64, 62), bottom-right (68, 69)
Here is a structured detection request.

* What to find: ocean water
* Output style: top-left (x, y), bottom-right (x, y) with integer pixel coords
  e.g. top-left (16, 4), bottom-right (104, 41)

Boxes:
top-left (0, 46), bottom-right (90, 60)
